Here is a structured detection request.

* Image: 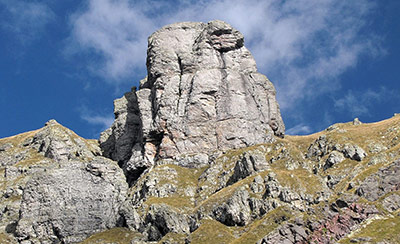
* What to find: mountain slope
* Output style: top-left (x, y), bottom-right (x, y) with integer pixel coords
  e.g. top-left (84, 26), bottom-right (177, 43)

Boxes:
top-left (0, 20), bottom-right (399, 244)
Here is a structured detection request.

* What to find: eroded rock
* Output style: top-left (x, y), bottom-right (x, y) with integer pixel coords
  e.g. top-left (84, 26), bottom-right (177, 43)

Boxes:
top-left (324, 151), bottom-right (345, 170)
top-left (228, 150), bottom-right (269, 185)
top-left (356, 160), bottom-right (400, 201)
top-left (341, 144), bottom-right (366, 161)
top-left (100, 20), bottom-right (284, 181)
top-left (16, 157), bottom-right (128, 243)
top-left (30, 119), bottom-right (100, 162)
top-left (145, 204), bottom-right (191, 241)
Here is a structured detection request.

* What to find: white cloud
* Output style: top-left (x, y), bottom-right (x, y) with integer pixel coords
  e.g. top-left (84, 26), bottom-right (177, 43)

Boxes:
top-left (286, 124), bottom-right (312, 135)
top-left (79, 106), bottom-right (114, 130)
top-left (334, 87), bottom-right (394, 117)
top-left (69, 0), bottom-right (156, 80)
top-left (0, 0), bottom-right (54, 42)
top-left (68, 0), bottom-right (380, 111)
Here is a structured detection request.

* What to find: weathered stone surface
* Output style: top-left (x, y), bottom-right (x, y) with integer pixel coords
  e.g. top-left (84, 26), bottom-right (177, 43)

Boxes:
top-left (213, 187), bottom-right (252, 226)
top-left (382, 193), bottom-right (400, 212)
top-left (306, 135), bottom-right (332, 160)
top-left (258, 222), bottom-right (308, 244)
top-left (341, 143), bottom-right (366, 161)
top-left (101, 20), bottom-right (284, 181)
top-left (308, 203), bottom-right (379, 243)
top-left (228, 150), bottom-right (269, 185)
top-left (30, 119), bottom-right (100, 162)
top-left (3, 19), bottom-right (400, 244)
top-left (0, 143), bottom-right (13, 152)
top-left (356, 160), bottom-right (400, 201)
top-left (324, 151), bottom-right (345, 170)
top-left (144, 204), bottom-right (191, 241)
top-left (353, 118), bottom-right (362, 125)
top-left (15, 157), bottom-right (128, 243)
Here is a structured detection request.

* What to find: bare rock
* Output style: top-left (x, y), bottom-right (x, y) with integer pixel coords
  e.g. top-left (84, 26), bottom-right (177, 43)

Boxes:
top-left (306, 135), bottom-right (332, 160)
top-left (228, 150), bottom-right (269, 185)
top-left (0, 143), bottom-right (13, 152)
top-left (325, 174), bottom-right (345, 189)
top-left (353, 118), bottom-right (362, 125)
top-left (145, 204), bottom-right (191, 241)
top-left (101, 20), bottom-right (284, 181)
top-left (341, 143), bottom-right (366, 161)
top-left (213, 187), bottom-right (251, 226)
top-left (258, 222), bottom-right (308, 244)
top-left (382, 193), bottom-right (400, 212)
top-left (30, 119), bottom-right (100, 162)
top-left (15, 157), bottom-right (128, 243)
top-left (324, 151), bottom-right (345, 170)
top-left (356, 160), bottom-right (400, 201)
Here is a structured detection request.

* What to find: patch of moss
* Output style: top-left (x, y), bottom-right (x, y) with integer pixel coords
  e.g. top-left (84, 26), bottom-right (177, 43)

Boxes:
top-left (145, 196), bottom-right (194, 210)
top-left (79, 227), bottom-right (142, 244)
top-left (158, 232), bottom-right (188, 244)
top-left (191, 219), bottom-right (236, 244)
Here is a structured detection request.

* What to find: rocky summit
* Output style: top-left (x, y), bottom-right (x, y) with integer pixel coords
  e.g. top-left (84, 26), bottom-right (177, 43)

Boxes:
top-left (0, 21), bottom-right (399, 244)
top-left (99, 20), bottom-right (284, 184)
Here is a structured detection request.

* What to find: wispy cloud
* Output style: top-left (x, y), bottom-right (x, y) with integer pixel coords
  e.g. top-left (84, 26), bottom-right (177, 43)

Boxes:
top-left (286, 124), bottom-right (312, 135)
top-left (0, 0), bottom-right (54, 43)
top-left (334, 87), bottom-right (395, 117)
top-left (69, 0), bottom-right (156, 80)
top-left (68, 0), bottom-right (381, 111)
top-left (79, 106), bottom-right (114, 131)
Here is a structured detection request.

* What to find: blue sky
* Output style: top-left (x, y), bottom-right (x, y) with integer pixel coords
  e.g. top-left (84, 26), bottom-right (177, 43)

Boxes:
top-left (1, 0), bottom-right (399, 139)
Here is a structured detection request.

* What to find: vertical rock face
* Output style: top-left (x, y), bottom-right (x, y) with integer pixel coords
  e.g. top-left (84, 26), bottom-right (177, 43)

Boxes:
top-left (16, 158), bottom-right (128, 243)
top-left (100, 20), bottom-right (284, 182)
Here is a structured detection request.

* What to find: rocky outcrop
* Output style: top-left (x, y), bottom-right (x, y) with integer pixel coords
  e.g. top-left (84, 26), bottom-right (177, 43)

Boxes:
top-left (258, 221), bottom-right (308, 244)
top-left (29, 119), bottom-right (100, 161)
top-left (356, 160), bottom-right (400, 201)
top-left (308, 203), bottom-right (379, 243)
top-left (144, 204), bottom-right (192, 241)
top-left (15, 157), bottom-right (127, 243)
top-left (228, 150), bottom-right (269, 185)
top-left (213, 187), bottom-right (252, 226)
top-left (100, 20), bottom-right (284, 182)
top-left (341, 143), bottom-right (367, 161)
top-left (323, 151), bottom-right (345, 170)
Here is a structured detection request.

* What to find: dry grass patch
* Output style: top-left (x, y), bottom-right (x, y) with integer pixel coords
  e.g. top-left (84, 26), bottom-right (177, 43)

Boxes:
top-left (191, 219), bottom-right (236, 244)
top-left (231, 206), bottom-right (293, 244)
top-left (80, 227), bottom-right (142, 244)
top-left (339, 215), bottom-right (400, 244)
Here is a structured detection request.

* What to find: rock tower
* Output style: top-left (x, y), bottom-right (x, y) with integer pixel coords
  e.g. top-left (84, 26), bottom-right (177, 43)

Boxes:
top-left (100, 20), bottom-right (284, 183)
